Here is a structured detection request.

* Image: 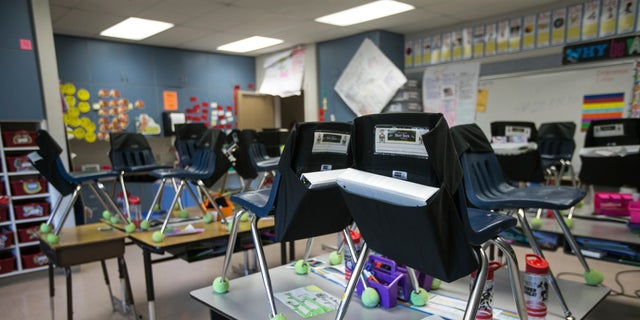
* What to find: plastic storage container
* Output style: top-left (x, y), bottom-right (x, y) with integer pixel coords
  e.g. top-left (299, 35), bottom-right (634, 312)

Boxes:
top-left (5, 155), bottom-right (35, 172)
top-left (10, 178), bottom-right (47, 196)
top-left (20, 246), bottom-right (48, 269)
top-left (0, 229), bottom-right (14, 249)
top-left (355, 255), bottom-right (405, 308)
top-left (13, 202), bottom-right (49, 220)
top-left (2, 131), bottom-right (36, 147)
top-left (17, 224), bottom-right (40, 243)
top-left (0, 252), bottom-right (16, 274)
top-left (594, 192), bottom-right (632, 216)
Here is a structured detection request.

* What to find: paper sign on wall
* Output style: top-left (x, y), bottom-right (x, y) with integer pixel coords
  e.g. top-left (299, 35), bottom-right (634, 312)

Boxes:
top-left (163, 91), bottom-right (178, 111)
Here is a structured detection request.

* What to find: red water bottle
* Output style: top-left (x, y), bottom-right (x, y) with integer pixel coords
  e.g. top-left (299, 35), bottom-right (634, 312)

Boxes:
top-left (524, 254), bottom-right (549, 319)
top-left (470, 261), bottom-right (502, 319)
top-left (343, 230), bottom-right (361, 281)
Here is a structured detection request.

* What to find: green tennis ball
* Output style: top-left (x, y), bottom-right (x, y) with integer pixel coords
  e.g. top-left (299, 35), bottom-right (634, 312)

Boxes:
top-left (576, 200), bottom-right (584, 208)
top-left (530, 217), bottom-right (542, 229)
top-left (431, 278), bottom-right (441, 290)
top-left (173, 203), bottom-right (180, 211)
top-left (269, 314), bottom-right (287, 320)
top-left (124, 223), bottom-right (136, 233)
top-left (239, 212), bottom-right (249, 222)
top-left (110, 215), bottom-right (120, 224)
top-left (212, 277), bottom-right (229, 294)
top-left (410, 288), bottom-right (429, 306)
top-left (102, 210), bottom-right (111, 220)
top-left (140, 220), bottom-right (150, 230)
top-left (329, 251), bottom-right (342, 265)
top-left (203, 213), bottom-right (214, 224)
top-left (226, 220), bottom-right (234, 232)
top-left (46, 233), bottom-right (60, 244)
top-left (152, 231), bottom-right (164, 243)
top-left (153, 204), bottom-right (161, 212)
top-left (294, 259), bottom-right (309, 275)
top-left (40, 223), bottom-right (51, 234)
top-left (584, 269), bottom-right (604, 286)
top-left (564, 217), bottom-right (574, 229)
top-left (179, 209), bottom-right (189, 218)
top-left (361, 287), bottom-right (380, 308)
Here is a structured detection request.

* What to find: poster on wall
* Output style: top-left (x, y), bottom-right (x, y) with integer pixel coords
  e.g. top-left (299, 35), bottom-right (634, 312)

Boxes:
top-left (522, 15), bottom-right (536, 50)
top-left (485, 23), bottom-right (497, 55)
top-left (422, 37), bottom-right (432, 65)
top-left (431, 35), bottom-right (442, 64)
top-left (441, 32), bottom-right (452, 62)
top-left (259, 47), bottom-right (305, 97)
top-left (551, 8), bottom-right (567, 45)
top-left (509, 17), bottom-right (522, 52)
top-left (583, 0), bottom-right (601, 40)
top-left (497, 20), bottom-right (509, 53)
top-left (452, 30), bottom-right (463, 60)
top-left (422, 61), bottom-right (481, 126)
top-left (618, 0), bottom-right (637, 33)
top-left (581, 92), bottom-right (625, 130)
top-left (567, 4), bottom-right (584, 42)
top-left (334, 38), bottom-right (407, 116)
top-left (413, 38), bottom-right (423, 67)
top-left (462, 28), bottom-right (473, 59)
top-left (536, 11), bottom-right (552, 48)
top-left (473, 26), bottom-right (485, 57)
top-left (405, 40), bottom-right (414, 68)
top-left (600, 0), bottom-right (620, 37)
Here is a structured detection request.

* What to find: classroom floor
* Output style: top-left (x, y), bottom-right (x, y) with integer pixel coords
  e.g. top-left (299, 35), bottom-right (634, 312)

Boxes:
top-left (0, 233), bottom-right (638, 320)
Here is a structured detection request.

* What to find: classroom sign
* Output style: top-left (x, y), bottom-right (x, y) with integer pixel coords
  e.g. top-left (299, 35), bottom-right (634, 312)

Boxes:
top-left (563, 35), bottom-right (640, 64)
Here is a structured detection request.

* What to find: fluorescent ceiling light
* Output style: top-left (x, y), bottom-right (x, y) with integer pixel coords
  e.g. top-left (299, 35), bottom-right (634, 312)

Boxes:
top-left (100, 17), bottom-right (174, 41)
top-left (315, 0), bottom-right (414, 26)
top-left (217, 36), bottom-right (284, 53)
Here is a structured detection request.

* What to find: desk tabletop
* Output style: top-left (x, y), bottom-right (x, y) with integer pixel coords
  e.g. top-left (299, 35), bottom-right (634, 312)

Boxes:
top-left (37, 223), bottom-right (127, 249)
top-left (536, 214), bottom-right (640, 245)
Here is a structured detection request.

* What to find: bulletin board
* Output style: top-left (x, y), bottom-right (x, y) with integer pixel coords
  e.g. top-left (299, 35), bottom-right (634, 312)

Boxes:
top-left (475, 59), bottom-right (636, 171)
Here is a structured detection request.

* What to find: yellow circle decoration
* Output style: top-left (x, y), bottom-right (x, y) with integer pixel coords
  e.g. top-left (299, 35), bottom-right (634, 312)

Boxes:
top-left (68, 117), bottom-right (80, 127)
top-left (77, 88), bottom-right (90, 101)
top-left (67, 106), bottom-right (80, 118)
top-left (84, 131), bottom-right (97, 143)
top-left (64, 95), bottom-right (77, 108)
top-left (73, 127), bottom-right (86, 139)
top-left (63, 83), bottom-right (76, 95)
top-left (78, 101), bottom-right (90, 113)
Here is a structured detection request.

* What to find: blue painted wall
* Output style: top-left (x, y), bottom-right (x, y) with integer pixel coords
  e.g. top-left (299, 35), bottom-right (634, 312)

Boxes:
top-left (0, 0), bottom-right (45, 121)
top-left (317, 30), bottom-right (404, 122)
top-left (54, 35), bottom-right (256, 135)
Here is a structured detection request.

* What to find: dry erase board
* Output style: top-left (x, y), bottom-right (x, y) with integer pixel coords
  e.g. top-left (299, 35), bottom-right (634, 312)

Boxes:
top-left (475, 60), bottom-right (635, 172)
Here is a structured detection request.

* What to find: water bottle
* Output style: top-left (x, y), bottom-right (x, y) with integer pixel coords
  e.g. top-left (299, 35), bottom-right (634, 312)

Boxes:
top-left (524, 254), bottom-right (549, 320)
top-left (343, 230), bottom-right (361, 281)
top-left (128, 196), bottom-right (142, 228)
top-left (470, 261), bottom-right (502, 319)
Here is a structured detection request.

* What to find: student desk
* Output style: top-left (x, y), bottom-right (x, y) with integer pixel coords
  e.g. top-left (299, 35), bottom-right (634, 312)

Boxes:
top-left (190, 254), bottom-right (609, 320)
top-left (37, 223), bottom-right (135, 320)
top-left (121, 214), bottom-right (277, 320)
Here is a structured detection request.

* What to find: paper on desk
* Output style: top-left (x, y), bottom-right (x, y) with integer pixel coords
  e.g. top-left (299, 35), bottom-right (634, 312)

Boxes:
top-left (274, 285), bottom-right (340, 318)
top-left (165, 224), bottom-right (204, 237)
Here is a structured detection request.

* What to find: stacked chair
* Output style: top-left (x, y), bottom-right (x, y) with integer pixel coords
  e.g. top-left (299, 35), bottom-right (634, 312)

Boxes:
top-left (212, 122), bottom-right (355, 320)
top-left (226, 129), bottom-right (279, 191)
top-left (145, 127), bottom-right (231, 235)
top-left (538, 122), bottom-right (577, 186)
top-left (579, 118), bottom-right (640, 188)
top-left (451, 123), bottom-right (602, 320)
top-left (490, 121), bottom-right (544, 183)
top-left (335, 113), bottom-right (526, 320)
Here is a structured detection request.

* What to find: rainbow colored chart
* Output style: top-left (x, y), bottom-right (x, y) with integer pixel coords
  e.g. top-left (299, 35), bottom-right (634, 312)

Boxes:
top-left (581, 93), bottom-right (625, 130)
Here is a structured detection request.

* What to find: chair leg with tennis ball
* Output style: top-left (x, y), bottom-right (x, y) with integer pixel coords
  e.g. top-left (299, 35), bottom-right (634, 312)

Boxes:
top-left (213, 210), bottom-right (244, 294)
top-left (336, 243), bottom-right (371, 319)
top-left (464, 247), bottom-right (488, 320)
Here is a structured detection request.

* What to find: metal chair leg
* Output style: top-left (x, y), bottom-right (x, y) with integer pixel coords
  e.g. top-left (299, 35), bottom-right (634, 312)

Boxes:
top-left (249, 214), bottom-right (280, 319)
top-left (145, 178), bottom-right (167, 221)
top-left (489, 237), bottom-right (528, 320)
top-left (54, 187), bottom-right (82, 236)
top-left (219, 210), bottom-right (244, 281)
top-left (100, 260), bottom-right (116, 311)
top-left (88, 182), bottom-right (127, 223)
top-left (197, 180), bottom-right (227, 224)
top-left (335, 243), bottom-right (371, 320)
top-left (303, 238), bottom-right (314, 261)
top-left (516, 209), bottom-right (574, 319)
top-left (464, 247), bottom-right (487, 320)
top-left (551, 209), bottom-right (591, 273)
top-left (160, 181), bottom-right (185, 234)
top-left (49, 262), bottom-right (55, 319)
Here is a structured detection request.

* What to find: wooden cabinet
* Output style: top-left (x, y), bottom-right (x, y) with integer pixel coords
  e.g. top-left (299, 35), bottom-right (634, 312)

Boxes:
top-left (0, 122), bottom-right (50, 277)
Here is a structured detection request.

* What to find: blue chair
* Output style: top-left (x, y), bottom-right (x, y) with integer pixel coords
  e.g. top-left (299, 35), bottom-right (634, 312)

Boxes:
top-left (174, 123), bottom-right (208, 169)
top-left (213, 122), bottom-right (355, 320)
top-left (538, 122), bottom-right (577, 186)
top-left (109, 133), bottom-right (171, 217)
top-left (451, 123), bottom-right (601, 320)
top-left (146, 129), bottom-right (231, 235)
top-left (28, 130), bottom-right (128, 234)
top-left (227, 129), bottom-right (280, 190)
top-left (335, 113), bottom-right (526, 320)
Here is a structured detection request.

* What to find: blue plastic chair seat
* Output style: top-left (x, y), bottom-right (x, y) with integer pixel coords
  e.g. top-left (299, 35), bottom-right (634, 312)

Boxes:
top-left (466, 208), bottom-right (517, 246)
top-left (117, 164), bottom-right (171, 172)
top-left (255, 158), bottom-right (279, 171)
top-left (149, 168), bottom-right (211, 180)
top-left (64, 168), bottom-right (119, 184)
top-left (229, 174), bottom-right (279, 218)
top-left (467, 181), bottom-right (584, 210)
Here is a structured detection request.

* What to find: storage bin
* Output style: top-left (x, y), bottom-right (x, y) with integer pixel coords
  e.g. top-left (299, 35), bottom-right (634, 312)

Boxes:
top-left (0, 229), bottom-right (13, 249)
top-left (0, 252), bottom-right (16, 274)
top-left (10, 178), bottom-right (47, 196)
top-left (594, 192), bottom-right (632, 216)
top-left (20, 246), bottom-right (48, 269)
top-left (17, 224), bottom-right (39, 243)
top-left (6, 155), bottom-right (35, 172)
top-left (14, 202), bottom-right (49, 220)
top-left (0, 181), bottom-right (4, 195)
top-left (0, 198), bottom-right (7, 221)
top-left (355, 255), bottom-right (405, 308)
top-left (2, 131), bottom-right (36, 147)
top-left (629, 201), bottom-right (640, 224)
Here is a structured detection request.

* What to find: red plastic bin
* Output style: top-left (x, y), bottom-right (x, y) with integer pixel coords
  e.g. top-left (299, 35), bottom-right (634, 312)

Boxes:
top-left (0, 252), bottom-right (16, 274)
top-left (2, 131), bottom-right (36, 147)
top-left (0, 205), bottom-right (7, 222)
top-left (0, 230), bottom-right (13, 249)
top-left (6, 155), bottom-right (35, 172)
top-left (14, 202), bottom-right (49, 220)
top-left (17, 225), bottom-right (40, 243)
top-left (20, 246), bottom-right (48, 269)
top-left (10, 179), bottom-right (47, 196)
top-left (593, 192), bottom-right (631, 216)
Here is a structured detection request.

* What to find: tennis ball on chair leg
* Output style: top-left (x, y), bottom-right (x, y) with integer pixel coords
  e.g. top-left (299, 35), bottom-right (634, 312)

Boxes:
top-left (179, 209), bottom-right (189, 218)
top-left (584, 269), bottom-right (604, 286)
top-left (124, 223), bottom-right (136, 233)
top-left (153, 204), bottom-right (161, 212)
top-left (410, 288), bottom-right (429, 306)
top-left (110, 215), bottom-right (120, 224)
top-left (151, 231), bottom-right (164, 243)
top-left (564, 217), bottom-right (574, 229)
top-left (329, 251), bottom-right (342, 265)
top-left (140, 220), bottom-right (150, 230)
top-left (239, 212), bottom-right (249, 222)
top-left (203, 213), bottom-right (214, 224)
top-left (530, 217), bottom-right (542, 229)
top-left (294, 259), bottom-right (309, 275)
top-left (212, 277), bottom-right (229, 293)
top-left (269, 314), bottom-right (287, 320)
top-left (361, 287), bottom-right (380, 308)
top-left (102, 210), bottom-right (111, 220)
top-left (46, 233), bottom-right (59, 244)
top-left (431, 278), bottom-right (441, 290)
top-left (40, 223), bottom-right (51, 234)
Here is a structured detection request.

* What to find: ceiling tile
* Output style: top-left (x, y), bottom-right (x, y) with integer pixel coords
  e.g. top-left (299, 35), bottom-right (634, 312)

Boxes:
top-left (53, 9), bottom-right (124, 38)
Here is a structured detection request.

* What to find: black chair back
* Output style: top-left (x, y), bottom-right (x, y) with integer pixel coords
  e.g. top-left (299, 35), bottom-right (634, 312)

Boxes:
top-left (227, 129), bottom-right (259, 179)
top-left (198, 129), bottom-right (232, 187)
top-left (174, 123), bottom-right (207, 168)
top-left (109, 133), bottom-right (157, 169)
top-left (583, 118), bottom-right (640, 147)
top-left (31, 130), bottom-right (76, 196)
top-left (538, 122), bottom-right (576, 162)
top-left (490, 121), bottom-right (538, 142)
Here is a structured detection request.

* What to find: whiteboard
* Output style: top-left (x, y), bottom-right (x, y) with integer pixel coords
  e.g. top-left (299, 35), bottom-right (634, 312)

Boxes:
top-left (475, 60), bottom-right (636, 172)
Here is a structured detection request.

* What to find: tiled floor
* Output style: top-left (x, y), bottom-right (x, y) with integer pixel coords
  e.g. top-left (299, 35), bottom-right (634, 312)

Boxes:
top-left (0, 233), bottom-right (638, 319)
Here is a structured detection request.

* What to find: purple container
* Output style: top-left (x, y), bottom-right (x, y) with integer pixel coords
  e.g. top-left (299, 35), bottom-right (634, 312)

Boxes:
top-left (355, 255), bottom-right (405, 308)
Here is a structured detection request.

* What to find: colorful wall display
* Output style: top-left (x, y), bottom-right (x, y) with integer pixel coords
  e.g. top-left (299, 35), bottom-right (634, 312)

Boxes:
top-left (581, 92), bottom-right (625, 130)
top-left (563, 34), bottom-right (640, 64)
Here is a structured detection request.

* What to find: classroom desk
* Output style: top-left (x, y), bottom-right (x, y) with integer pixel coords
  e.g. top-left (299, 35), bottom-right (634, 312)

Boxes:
top-left (37, 223), bottom-right (135, 320)
top-left (120, 212), bottom-right (277, 320)
top-left (190, 254), bottom-right (609, 320)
